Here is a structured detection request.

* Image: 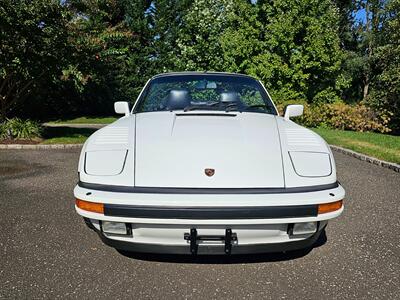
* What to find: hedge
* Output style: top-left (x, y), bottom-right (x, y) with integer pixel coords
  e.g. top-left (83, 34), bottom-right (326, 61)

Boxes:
top-left (276, 101), bottom-right (391, 133)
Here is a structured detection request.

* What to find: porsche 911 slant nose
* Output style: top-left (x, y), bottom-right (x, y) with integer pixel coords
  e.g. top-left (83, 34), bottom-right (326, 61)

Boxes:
top-left (74, 72), bottom-right (345, 255)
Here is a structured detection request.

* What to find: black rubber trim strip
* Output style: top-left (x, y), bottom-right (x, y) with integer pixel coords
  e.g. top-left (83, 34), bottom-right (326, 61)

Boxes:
top-left (78, 181), bottom-right (339, 194)
top-left (103, 204), bottom-right (318, 219)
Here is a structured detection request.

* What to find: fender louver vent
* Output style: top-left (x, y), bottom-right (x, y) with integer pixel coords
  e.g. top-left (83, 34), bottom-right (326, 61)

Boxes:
top-left (285, 128), bottom-right (322, 147)
top-left (94, 127), bottom-right (129, 145)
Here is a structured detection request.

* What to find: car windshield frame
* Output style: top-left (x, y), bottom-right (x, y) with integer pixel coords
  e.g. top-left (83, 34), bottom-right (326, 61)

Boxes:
top-left (132, 74), bottom-right (277, 115)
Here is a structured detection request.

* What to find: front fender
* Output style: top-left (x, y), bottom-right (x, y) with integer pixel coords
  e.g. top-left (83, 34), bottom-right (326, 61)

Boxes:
top-left (78, 116), bottom-right (136, 186)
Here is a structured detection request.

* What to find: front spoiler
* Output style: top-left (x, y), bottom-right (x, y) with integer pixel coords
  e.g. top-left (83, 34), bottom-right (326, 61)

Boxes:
top-left (97, 228), bottom-right (324, 255)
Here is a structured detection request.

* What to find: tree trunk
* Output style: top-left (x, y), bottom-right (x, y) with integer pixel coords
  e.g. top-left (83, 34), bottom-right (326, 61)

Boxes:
top-left (0, 99), bottom-right (5, 122)
top-left (0, 75), bottom-right (10, 121)
top-left (0, 72), bottom-right (40, 121)
top-left (363, 0), bottom-right (372, 100)
top-left (363, 80), bottom-right (369, 100)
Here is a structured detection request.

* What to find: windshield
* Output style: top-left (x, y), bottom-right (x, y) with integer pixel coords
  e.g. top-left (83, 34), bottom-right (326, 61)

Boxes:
top-left (135, 74), bottom-right (277, 115)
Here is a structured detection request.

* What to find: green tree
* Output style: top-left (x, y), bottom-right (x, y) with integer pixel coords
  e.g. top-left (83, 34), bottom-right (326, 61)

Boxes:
top-left (253, 0), bottom-right (346, 103)
top-left (368, 0), bottom-right (400, 132)
top-left (0, 0), bottom-right (70, 120)
top-left (357, 0), bottom-right (387, 100)
top-left (149, 0), bottom-right (191, 72)
top-left (220, 0), bottom-right (263, 74)
top-left (120, 0), bottom-right (154, 100)
top-left (60, 0), bottom-right (153, 113)
top-left (332, 0), bottom-right (364, 103)
top-left (175, 0), bottom-right (231, 71)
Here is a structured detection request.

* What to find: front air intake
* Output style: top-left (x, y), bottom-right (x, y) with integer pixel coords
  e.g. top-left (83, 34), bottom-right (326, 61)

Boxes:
top-left (175, 113), bottom-right (237, 117)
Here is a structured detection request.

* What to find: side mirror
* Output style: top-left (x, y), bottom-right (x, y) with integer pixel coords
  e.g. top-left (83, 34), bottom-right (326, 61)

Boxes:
top-left (114, 101), bottom-right (130, 117)
top-left (284, 104), bottom-right (303, 121)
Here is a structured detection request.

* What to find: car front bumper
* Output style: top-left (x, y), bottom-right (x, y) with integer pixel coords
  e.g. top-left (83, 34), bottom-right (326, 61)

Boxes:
top-left (74, 183), bottom-right (344, 254)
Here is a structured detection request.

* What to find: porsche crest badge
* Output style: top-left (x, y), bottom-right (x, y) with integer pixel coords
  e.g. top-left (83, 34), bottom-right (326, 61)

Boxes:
top-left (204, 168), bottom-right (215, 177)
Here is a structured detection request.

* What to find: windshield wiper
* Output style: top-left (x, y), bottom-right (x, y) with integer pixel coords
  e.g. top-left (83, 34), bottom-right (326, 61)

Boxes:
top-left (183, 106), bottom-right (202, 112)
top-left (183, 102), bottom-right (220, 112)
top-left (224, 102), bottom-right (241, 112)
top-left (207, 101), bottom-right (220, 106)
top-left (243, 104), bottom-right (271, 112)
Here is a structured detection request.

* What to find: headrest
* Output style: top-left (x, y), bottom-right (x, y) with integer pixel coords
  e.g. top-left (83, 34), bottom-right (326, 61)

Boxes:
top-left (166, 89), bottom-right (191, 110)
top-left (220, 91), bottom-right (240, 103)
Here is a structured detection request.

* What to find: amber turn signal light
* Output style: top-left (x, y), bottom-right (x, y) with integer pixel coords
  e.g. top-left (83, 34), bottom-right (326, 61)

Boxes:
top-left (318, 200), bottom-right (343, 214)
top-left (76, 198), bottom-right (104, 214)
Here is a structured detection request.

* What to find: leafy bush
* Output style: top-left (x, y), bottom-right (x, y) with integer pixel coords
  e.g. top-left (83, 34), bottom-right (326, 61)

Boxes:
top-left (0, 118), bottom-right (42, 140)
top-left (312, 88), bottom-right (341, 104)
top-left (277, 101), bottom-right (391, 133)
top-left (0, 122), bottom-right (8, 139)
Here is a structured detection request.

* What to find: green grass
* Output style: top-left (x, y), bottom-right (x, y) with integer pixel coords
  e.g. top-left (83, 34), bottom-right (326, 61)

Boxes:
top-left (41, 136), bottom-right (89, 144)
top-left (312, 128), bottom-right (400, 164)
top-left (40, 127), bottom-right (96, 144)
top-left (47, 116), bottom-right (117, 125)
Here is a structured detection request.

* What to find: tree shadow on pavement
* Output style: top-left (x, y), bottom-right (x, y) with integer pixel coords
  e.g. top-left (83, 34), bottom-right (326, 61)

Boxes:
top-left (117, 230), bottom-right (327, 264)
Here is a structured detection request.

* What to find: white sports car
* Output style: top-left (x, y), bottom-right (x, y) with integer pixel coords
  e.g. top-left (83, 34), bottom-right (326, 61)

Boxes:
top-left (74, 72), bottom-right (344, 255)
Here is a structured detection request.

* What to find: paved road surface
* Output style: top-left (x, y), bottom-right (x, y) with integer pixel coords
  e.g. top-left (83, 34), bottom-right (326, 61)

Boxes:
top-left (0, 149), bottom-right (399, 299)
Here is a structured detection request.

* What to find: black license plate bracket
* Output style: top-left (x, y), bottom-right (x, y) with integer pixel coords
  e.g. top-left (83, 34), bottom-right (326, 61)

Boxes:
top-left (184, 228), bottom-right (237, 255)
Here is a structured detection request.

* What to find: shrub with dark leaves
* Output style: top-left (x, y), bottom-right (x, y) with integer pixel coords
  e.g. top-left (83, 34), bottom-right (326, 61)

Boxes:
top-left (0, 118), bottom-right (42, 140)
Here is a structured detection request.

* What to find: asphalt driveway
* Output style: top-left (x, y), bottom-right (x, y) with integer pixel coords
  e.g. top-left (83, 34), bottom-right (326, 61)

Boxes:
top-left (0, 149), bottom-right (399, 299)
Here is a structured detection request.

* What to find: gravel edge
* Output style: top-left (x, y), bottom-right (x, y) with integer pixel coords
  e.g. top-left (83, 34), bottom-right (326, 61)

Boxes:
top-left (329, 145), bottom-right (400, 173)
top-left (42, 123), bottom-right (105, 129)
top-left (1, 143), bottom-right (399, 173)
top-left (0, 144), bottom-right (83, 149)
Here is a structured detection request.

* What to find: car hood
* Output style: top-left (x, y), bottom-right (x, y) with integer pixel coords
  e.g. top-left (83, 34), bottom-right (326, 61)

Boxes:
top-left (79, 112), bottom-right (336, 188)
top-left (134, 112), bottom-right (284, 188)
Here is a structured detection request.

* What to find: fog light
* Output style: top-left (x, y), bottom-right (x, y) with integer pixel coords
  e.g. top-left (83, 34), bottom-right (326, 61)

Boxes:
top-left (102, 221), bottom-right (128, 235)
top-left (289, 222), bottom-right (318, 235)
